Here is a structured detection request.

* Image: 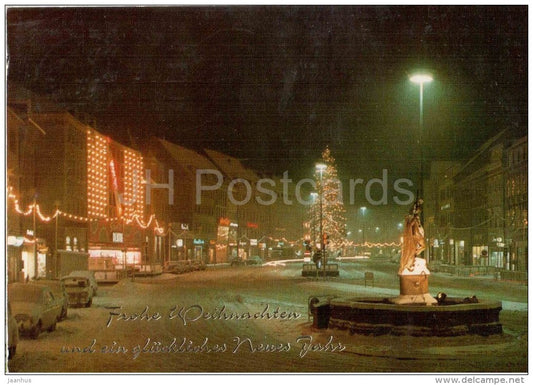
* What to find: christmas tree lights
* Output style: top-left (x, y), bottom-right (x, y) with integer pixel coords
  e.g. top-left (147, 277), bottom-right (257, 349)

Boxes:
top-left (309, 147), bottom-right (347, 251)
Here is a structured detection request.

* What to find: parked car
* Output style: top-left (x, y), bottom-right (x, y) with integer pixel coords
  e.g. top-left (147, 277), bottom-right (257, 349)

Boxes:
top-left (8, 302), bottom-right (19, 358)
top-left (229, 256), bottom-right (245, 266)
top-left (8, 283), bottom-right (62, 339)
top-left (166, 260), bottom-right (206, 274)
top-left (34, 279), bottom-right (68, 321)
top-left (61, 275), bottom-right (94, 307)
top-left (246, 256), bottom-right (264, 265)
top-left (69, 270), bottom-right (98, 296)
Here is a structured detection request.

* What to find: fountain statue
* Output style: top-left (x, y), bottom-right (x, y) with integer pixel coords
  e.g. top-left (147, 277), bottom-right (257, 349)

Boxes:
top-left (392, 199), bottom-right (437, 305)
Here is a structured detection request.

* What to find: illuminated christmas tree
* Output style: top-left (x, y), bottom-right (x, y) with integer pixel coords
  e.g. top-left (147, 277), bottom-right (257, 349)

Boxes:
top-left (309, 147), bottom-right (347, 252)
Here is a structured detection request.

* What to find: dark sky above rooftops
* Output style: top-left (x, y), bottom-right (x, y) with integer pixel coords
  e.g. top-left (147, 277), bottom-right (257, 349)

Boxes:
top-left (7, 5), bottom-right (527, 186)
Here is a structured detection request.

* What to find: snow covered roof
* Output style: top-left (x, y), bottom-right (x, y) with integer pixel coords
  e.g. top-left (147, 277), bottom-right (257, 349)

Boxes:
top-left (158, 139), bottom-right (218, 177)
top-left (203, 148), bottom-right (260, 182)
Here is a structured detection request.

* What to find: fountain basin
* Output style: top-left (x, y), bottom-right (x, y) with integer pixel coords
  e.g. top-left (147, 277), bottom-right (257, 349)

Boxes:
top-left (310, 296), bottom-right (503, 337)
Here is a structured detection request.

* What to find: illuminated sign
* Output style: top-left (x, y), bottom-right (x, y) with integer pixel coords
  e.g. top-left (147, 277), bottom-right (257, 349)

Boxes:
top-left (109, 159), bottom-right (122, 216)
top-left (176, 239), bottom-right (183, 247)
top-left (193, 239), bottom-right (205, 245)
top-left (181, 223), bottom-right (189, 230)
top-left (246, 222), bottom-right (258, 229)
top-left (112, 232), bottom-right (123, 243)
top-left (250, 239), bottom-right (258, 246)
top-left (109, 160), bottom-right (119, 191)
top-left (7, 236), bottom-right (24, 247)
top-left (219, 217), bottom-right (230, 226)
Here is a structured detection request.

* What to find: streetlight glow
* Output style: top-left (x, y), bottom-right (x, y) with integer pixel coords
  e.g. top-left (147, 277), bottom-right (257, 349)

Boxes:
top-left (315, 163), bottom-right (327, 173)
top-left (410, 74), bottom-right (433, 84)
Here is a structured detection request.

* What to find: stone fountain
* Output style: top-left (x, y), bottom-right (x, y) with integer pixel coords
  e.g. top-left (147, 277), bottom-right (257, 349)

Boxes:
top-left (309, 200), bottom-right (503, 337)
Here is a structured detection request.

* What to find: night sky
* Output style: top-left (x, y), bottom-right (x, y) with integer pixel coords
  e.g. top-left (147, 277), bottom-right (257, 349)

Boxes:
top-left (6, 6), bottom-right (528, 230)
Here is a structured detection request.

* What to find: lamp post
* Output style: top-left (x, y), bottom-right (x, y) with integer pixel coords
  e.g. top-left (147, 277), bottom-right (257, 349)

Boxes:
top-left (310, 192), bottom-right (318, 247)
top-left (33, 195), bottom-right (37, 280)
top-left (54, 201), bottom-right (60, 279)
top-left (360, 206), bottom-right (367, 253)
top-left (316, 163), bottom-right (327, 277)
top-left (410, 73), bottom-right (433, 262)
top-left (409, 73), bottom-right (433, 224)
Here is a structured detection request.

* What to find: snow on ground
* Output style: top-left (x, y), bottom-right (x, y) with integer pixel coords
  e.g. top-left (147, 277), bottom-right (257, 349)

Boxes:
top-left (7, 260), bottom-right (528, 373)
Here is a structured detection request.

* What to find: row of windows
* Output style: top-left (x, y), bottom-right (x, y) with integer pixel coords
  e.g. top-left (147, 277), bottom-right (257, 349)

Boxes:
top-left (508, 144), bottom-right (527, 167)
top-left (506, 173), bottom-right (528, 198)
top-left (506, 205), bottom-right (528, 229)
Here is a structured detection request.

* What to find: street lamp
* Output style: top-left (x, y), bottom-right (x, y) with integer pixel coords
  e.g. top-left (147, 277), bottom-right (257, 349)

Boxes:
top-left (310, 192), bottom-right (318, 247)
top-left (359, 206), bottom-right (367, 250)
top-left (409, 72), bottom-right (433, 226)
top-left (316, 163), bottom-right (327, 277)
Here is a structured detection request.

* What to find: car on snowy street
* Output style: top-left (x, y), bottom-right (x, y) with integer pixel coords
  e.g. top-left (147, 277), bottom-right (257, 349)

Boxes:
top-left (61, 274), bottom-right (94, 307)
top-left (229, 256), bottom-right (246, 266)
top-left (8, 283), bottom-right (62, 339)
top-left (245, 256), bottom-right (264, 265)
top-left (8, 302), bottom-right (19, 358)
top-left (68, 270), bottom-right (98, 296)
top-left (34, 279), bottom-right (69, 321)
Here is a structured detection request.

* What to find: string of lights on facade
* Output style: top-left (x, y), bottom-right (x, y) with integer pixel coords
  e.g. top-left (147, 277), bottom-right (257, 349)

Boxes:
top-left (7, 186), bottom-right (165, 234)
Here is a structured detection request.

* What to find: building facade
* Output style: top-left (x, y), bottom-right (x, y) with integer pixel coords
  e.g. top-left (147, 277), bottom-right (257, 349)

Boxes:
top-left (504, 136), bottom-right (528, 271)
top-left (428, 130), bottom-right (527, 272)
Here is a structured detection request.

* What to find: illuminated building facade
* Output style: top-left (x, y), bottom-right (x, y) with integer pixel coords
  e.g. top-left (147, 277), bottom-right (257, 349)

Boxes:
top-left (6, 85), bottom-right (164, 280)
top-left (86, 128), bottom-right (151, 269)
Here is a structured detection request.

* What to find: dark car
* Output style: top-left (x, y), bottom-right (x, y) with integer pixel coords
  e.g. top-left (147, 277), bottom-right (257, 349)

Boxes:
top-left (8, 283), bottom-right (62, 339)
top-left (35, 279), bottom-right (68, 321)
top-left (229, 256), bottom-right (245, 266)
top-left (245, 256), bottom-right (264, 265)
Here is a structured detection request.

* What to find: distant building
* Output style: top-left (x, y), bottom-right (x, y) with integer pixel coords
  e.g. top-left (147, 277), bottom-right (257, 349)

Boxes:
top-left (145, 138), bottom-right (224, 264)
top-left (424, 161), bottom-right (460, 264)
top-left (428, 130), bottom-right (527, 272)
top-left (7, 97), bottom-right (47, 282)
top-left (504, 136), bottom-right (528, 271)
top-left (145, 139), bottom-right (306, 264)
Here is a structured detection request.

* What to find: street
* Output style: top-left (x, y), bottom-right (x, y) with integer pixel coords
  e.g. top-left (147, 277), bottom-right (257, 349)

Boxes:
top-left (7, 260), bottom-right (528, 373)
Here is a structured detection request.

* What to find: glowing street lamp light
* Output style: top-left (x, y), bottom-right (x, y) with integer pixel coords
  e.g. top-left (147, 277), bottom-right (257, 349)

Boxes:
top-left (409, 74), bottom-right (433, 85)
top-left (410, 72), bottom-right (433, 226)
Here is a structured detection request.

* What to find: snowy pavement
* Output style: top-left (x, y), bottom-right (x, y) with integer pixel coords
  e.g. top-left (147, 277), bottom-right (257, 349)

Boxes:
top-left (7, 261), bottom-right (528, 373)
